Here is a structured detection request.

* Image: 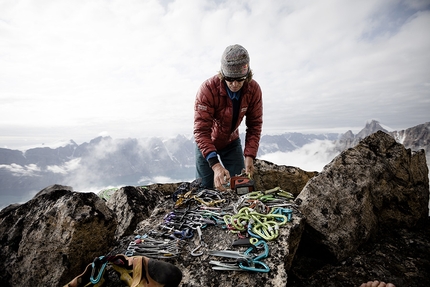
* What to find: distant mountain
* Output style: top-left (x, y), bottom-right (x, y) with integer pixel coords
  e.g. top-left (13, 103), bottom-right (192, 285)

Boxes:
top-left (336, 120), bottom-right (430, 159)
top-left (0, 135), bottom-right (196, 208)
top-left (338, 120), bottom-right (388, 147)
top-left (389, 123), bottom-right (430, 157)
top-left (1, 121), bottom-right (429, 209)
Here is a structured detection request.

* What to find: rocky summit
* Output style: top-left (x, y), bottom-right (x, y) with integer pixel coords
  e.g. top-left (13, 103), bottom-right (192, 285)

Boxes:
top-left (0, 131), bottom-right (429, 287)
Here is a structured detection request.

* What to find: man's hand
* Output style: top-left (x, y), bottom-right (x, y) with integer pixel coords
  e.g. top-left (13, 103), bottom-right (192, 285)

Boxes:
top-left (212, 163), bottom-right (230, 191)
top-left (244, 156), bottom-right (255, 178)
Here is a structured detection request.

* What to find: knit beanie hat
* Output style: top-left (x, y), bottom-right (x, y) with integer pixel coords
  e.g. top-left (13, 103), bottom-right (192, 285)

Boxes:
top-left (221, 44), bottom-right (250, 78)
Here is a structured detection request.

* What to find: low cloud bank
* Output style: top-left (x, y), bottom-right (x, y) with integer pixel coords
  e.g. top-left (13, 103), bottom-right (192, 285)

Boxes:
top-left (0, 163), bottom-right (41, 177)
top-left (260, 140), bottom-right (340, 172)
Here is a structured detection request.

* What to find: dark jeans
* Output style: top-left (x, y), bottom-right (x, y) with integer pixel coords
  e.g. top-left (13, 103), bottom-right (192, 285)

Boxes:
top-left (195, 138), bottom-right (245, 188)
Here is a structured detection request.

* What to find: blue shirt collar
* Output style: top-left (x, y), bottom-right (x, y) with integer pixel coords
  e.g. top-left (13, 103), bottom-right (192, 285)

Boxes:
top-left (225, 83), bottom-right (241, 101)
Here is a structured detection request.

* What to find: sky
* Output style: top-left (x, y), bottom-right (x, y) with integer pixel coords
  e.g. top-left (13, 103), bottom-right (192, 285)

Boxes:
top-left (1, 0), bottom-right (429, 150)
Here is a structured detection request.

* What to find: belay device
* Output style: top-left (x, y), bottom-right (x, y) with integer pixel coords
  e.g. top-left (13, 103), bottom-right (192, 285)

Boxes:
top-left (230, 174), bottom-right (255, 195)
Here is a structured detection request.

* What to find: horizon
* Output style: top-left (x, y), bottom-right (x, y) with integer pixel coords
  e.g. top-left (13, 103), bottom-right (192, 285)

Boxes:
top-left (2, 119), bottom-right (426, 151)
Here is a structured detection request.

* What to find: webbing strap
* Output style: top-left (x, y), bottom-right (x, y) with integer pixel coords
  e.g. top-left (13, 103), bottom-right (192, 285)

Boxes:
top-left (110, 264), bottom-right (133, 286)
top-left (131, 257), bottom-right (143, 287)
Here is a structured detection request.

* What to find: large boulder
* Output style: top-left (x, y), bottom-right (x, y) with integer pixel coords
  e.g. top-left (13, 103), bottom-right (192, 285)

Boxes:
top-left (295, 131), bottom-right (429, 261)
top-left (0, 185), bottom-right (117, 286)
top-left (253, 159), bottom-right (318, 196)
top-left (105, 185), bottom-right (166, 239)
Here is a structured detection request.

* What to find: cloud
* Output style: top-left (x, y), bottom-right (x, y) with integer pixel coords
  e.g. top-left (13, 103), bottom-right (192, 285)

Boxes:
top-left (0, 163), bottom-right (41, 177)
top-left (0, 0), bottom-right (429, 149)
top-left (260, 139), bottom-right (340, 172)
top-left (46, 158), bottom-right (81, 174)
top-left (137, 174), bottom-right (194, 186)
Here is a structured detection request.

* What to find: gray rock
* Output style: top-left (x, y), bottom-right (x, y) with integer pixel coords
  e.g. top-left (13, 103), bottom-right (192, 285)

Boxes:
top-left (106, 185), bottom-right (166, 239)
top-left (295, 131), bottom-right (429, 261)
top-left (33, 183), bottom-right (73, 198)
top-left (253, 159), bottom-right (318, 195)
top-left (0, 186), bottom-right (117, 286)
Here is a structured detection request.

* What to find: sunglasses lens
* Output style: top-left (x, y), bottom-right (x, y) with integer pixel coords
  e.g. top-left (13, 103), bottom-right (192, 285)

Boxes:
top-left (225, 76), bottom-right (246, 82)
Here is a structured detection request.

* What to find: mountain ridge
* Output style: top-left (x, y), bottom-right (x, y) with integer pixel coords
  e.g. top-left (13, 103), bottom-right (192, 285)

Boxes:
top-left (1, 120), bottom-right (429, 209)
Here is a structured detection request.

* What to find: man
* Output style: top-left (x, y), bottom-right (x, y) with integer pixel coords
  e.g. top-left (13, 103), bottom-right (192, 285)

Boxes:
top-left (194, 44), bottom-right (263, 191)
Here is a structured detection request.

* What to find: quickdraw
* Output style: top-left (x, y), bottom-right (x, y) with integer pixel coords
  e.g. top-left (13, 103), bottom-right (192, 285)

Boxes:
top-left (209, 240), bottom-right (270, 273)
top-left (190, 226), bottom-right (207, 257)
top-left (125, 234), bottom-right (182, 258)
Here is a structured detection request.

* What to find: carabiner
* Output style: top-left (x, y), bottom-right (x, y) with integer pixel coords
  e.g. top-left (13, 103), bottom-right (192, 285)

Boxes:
top-left (125, 250), bottom-right (134, 257)
top-left (90, 256), bottom-right (108, 284)
top-left (191, 244), bottom-right (203, 256)
top-left (245, 240), bottom-right (269, 261)
top-left (239, 260), bottom-right (270, 273)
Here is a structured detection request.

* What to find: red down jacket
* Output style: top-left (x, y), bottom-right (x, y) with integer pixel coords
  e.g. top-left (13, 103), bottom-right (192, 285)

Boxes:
top-left (194, 75), bottom-right (263, 160)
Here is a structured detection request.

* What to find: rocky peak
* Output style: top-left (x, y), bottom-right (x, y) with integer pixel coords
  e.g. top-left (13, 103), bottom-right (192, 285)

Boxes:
top-left (356, 120), bottom-right (388, 140)
top-left (338, 120), bottom-right (389, 148)
top-left (338, 130), bottom-right (355, 146)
